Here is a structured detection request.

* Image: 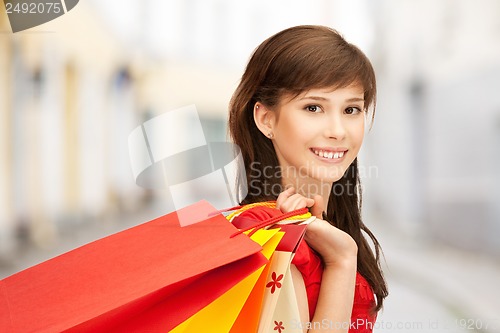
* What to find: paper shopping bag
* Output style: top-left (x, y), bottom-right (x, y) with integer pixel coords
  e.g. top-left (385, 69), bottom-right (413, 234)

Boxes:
top-left (257, 224), bottom-right (308, 333)
top-left (228, 229), bottom-right (284, 333)
top-left (268, 263), bottom-right (307, 333)
top-left (169, 226), bottom-right (306, 333)
top-left (170, 228), bottom-right (284, 333)
top-left (229, 252), bottom-right (272, 333)
top-left (221, 202), bottom-right (310, 333)
top-left (0, 200), bottom-right (266, 333)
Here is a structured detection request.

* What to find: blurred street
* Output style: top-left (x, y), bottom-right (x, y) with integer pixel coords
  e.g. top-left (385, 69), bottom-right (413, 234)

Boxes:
top-left (373, 221), bottom-right (500, 333)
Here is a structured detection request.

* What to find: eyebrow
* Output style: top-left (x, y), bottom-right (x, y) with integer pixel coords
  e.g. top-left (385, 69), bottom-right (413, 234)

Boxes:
top-left (300, 96), bottom-right (328, 101)
top-left (346, 97), bottom-right (365, 103)
top-left (299, 96), bottom-right (365, 103)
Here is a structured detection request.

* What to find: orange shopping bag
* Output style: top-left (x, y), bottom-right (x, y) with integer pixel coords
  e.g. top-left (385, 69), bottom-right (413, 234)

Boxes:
top-left (0, 200), bottom-right (267, 333)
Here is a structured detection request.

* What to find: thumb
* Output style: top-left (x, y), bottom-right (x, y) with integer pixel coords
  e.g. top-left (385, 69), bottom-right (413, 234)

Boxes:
top-left (310, 195), bottom-right (325, 219)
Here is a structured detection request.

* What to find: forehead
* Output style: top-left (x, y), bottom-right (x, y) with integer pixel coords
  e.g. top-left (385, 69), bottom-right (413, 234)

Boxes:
top-left (282, 83), bottom-right (365, 103)
top-left (306, 84), bottom-right (365, 97)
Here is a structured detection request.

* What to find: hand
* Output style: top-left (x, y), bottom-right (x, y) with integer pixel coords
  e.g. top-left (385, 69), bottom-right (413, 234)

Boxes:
top-left (276, 187), bottom-right (357, 267)
top-left (304, 219), bottom-right (357, 268)
top-left (275, 187), bottom-right (323, 218)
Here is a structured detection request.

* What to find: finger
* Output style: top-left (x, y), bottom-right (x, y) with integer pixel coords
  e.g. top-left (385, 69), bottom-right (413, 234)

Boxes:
top-left (281, 194), bottom-right (315, 213)
top-left (305, 197), bottom-right (315, 208)
top-left (310, 194), bottom-right (325, 219)
top-left (291, 194), bottom-right (314, 209)
top-left (276, 187), bottom-right (295, 210)
top-left (278, 193), bottom-right (300, 212)
top-left (287, 194), bottom-right (309, 211)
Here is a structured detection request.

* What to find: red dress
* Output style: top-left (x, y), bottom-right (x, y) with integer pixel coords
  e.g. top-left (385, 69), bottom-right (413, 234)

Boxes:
top-left (292, 240), bottom-right (377, 333)
top-left (231, 205), bottom-right (377, 333)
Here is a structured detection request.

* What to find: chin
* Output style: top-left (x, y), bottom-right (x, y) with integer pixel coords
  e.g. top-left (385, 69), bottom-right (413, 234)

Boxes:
top-left (310, 166), bottom-right (346, 182)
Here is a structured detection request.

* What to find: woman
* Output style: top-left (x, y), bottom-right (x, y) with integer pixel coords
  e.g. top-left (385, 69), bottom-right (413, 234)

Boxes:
top-left (228, 25), bottom-right (388, 332)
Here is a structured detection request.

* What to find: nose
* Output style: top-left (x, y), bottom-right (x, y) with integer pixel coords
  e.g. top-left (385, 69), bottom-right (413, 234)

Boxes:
top-left (324, 112), bottom-right (346, 140)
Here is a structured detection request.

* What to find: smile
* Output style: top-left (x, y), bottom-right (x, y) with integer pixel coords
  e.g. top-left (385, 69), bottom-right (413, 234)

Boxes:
top-left (310, 148), bottom-right (347, 160)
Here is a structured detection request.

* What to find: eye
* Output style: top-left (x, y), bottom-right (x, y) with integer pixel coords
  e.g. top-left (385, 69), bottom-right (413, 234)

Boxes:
top-left (305, 105), bottom-right (322, 113)
top-left (345, 106), bottom-right (362, 115)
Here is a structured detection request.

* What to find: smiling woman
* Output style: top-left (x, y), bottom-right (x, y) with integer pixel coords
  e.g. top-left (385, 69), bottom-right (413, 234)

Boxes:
top-left (229, 25), bottom-right (388, 332)
top-left (254, 85), bottom-right (367, 206)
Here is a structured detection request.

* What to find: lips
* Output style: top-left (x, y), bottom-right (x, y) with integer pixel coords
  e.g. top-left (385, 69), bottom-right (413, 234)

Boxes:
top-left (310, 148), bottom-right (348, 160)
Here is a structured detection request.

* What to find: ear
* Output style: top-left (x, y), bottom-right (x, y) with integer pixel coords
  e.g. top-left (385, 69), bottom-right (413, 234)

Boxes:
top-left (253, 103), bottom-right (276, 138)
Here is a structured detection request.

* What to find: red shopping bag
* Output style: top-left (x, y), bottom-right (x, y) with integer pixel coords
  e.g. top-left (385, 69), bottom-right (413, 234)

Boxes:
top-left (0, 200), bottom-right (266, 333)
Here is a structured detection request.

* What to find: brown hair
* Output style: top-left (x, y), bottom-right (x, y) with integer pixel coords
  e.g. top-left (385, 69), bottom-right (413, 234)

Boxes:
top-left (229, 25), bottom-right (388, 312)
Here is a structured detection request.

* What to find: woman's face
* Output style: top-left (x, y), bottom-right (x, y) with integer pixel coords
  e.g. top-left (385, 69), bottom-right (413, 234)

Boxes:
top-left (269, 84), bottom-right (366, 187)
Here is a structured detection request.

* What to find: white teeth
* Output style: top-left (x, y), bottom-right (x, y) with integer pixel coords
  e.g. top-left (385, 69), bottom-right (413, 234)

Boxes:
top-left (312, 149), bottom-right (345, 159)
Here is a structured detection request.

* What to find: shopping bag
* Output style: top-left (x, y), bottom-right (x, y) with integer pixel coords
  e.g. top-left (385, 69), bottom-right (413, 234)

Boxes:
top-left (224, 202), bottom-right (313, 333)
top-left (267, 263), bottom-right (306, 333)
top-left (0, 200), bottom-right (266, 333)
top-left (257, 224), bottom-right (308, 333)
top-left (169, 207), bottom-right (309, 333)
top-left (228, 249), bottom-right (273, 333)
top-left (170, 228), bottom-right (284, 333)
top-left (228, 228), bottom-right (289, 333)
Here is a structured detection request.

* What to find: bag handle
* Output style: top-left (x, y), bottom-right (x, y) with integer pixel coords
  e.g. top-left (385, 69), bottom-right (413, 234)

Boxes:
top-left (230, 207), bottom-right (308, 238)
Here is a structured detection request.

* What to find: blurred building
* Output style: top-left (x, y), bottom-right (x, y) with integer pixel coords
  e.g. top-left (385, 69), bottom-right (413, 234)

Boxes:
top-left (0, 4), bottom-right (147, 258)
top-left (364, 0), bottom-right (500, 257)
top-left (0, 12), bottom-right (13, 256)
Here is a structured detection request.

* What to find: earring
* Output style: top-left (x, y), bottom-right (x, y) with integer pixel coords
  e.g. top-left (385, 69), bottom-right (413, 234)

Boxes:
top-left (268, 132), bottom-right (274, 139)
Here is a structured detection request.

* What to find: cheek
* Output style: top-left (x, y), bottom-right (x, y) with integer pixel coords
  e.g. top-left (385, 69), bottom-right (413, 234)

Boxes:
top-left (275, 116), bottom-right (306, 146)
top-left (350, 119), bottom-right (365, 145)
top-left (346, 121), bottom-right (365, 159)
top-left (354, 128), bottom-right (365, 146)
top-left (280, 116), bottom-right (302, 135)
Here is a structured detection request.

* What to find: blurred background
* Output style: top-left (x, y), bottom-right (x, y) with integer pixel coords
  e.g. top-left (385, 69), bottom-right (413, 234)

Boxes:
top-left (1, 0), bottom-right (499, 331)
